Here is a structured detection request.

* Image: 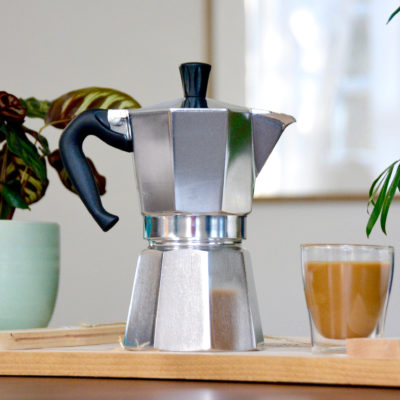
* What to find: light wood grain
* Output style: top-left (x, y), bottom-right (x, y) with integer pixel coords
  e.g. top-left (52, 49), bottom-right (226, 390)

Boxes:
top-left (0, 324), bottom-right (125, 350)
top-left (347, 338), bottom-right (400, 360)
top-left (0, 339), bottom-right (399, 387)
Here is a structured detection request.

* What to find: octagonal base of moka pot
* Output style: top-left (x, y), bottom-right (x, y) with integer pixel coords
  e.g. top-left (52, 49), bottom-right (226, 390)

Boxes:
top-left (123, 215), bottom-right (264, 352)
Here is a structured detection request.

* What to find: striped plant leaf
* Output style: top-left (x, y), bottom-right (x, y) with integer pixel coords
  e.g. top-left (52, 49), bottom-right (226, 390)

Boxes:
top-left (0, 91), bottom-right (26, 122)
top-left (0, 145), bottom-right (48, 209)
top-left (6, 153), bottom-right (48, 205)
top-left (0, 122), bottom-right (47, 183)
top-left (47, 149), bottom-right (106, 195)
top-left (19, 97), bottom-right (51, 119)
top-left (45, 87), bottom-right (140, 129)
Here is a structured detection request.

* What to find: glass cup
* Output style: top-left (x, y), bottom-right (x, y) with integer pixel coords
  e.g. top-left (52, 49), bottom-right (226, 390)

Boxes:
top-left (301, 244), bottom-right (394, 353)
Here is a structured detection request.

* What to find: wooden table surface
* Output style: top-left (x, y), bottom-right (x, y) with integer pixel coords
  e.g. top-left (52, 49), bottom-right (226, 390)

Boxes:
top-left (2, 340), bottom-right (400, 387)
top-left (0, 377), bottom-right (399, 400)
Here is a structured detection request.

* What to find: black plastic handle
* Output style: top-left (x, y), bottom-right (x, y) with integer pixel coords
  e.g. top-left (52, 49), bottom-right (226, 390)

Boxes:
top-left (179, 62), bottom-right (211, 108)
top-left (59, 109), bottom-right (133, 231)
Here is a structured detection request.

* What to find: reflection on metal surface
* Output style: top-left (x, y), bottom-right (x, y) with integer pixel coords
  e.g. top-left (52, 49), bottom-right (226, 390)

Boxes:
top-left (107, 109), bottom-right (132, 140)
top-left (144, 215), bottom-right (245, 242)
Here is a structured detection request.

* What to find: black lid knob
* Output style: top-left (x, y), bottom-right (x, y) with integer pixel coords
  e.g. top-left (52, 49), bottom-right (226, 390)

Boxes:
top-left (179, 62), bottom-right (211, 100)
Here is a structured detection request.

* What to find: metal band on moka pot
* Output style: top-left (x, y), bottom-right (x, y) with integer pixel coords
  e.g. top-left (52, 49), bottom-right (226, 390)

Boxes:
top-left (144, 215), bottom-right (246, 244)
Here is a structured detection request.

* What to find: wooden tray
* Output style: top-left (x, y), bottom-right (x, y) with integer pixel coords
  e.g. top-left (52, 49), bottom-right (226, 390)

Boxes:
top-left (0, 337), bottom-right (399, 387)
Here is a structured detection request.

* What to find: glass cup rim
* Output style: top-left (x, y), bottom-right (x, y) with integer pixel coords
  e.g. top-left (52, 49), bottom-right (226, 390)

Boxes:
top-left (301, 243), bottom-right (394, 251)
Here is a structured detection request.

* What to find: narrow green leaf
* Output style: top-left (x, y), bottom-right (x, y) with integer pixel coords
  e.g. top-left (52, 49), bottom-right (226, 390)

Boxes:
top-left (380, 162), bottom-right (400, 234)
top-left (368, 175), bottom-right (385, 208)
top-left (0, 123), bottom-right (47, 182)
top-left (368, 169), bottom-right (388, 210)
top-left (369, 170), bottom-right (385, 198)
top-left (387, 7), bottom-right (400, 24)
top-left (369, 161), bottom-right (396, 198)
top-left (1, 181), bottom-right (29, 209)
top-left (19, 98), bottom-right (51, 119)
top-left (367, 160), bottom-right (398, 211)
top-left (366, 165), bottom-right (394, 237)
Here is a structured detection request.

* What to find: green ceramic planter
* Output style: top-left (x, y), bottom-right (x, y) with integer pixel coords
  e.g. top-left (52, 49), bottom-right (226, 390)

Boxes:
top-left (0, 221), bottom-right (60, 330)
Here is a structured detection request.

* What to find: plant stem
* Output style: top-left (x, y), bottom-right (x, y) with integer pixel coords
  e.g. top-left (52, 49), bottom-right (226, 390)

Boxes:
top-left (0, 146), bottom-right (8, 183)
top-left (38, 119), bottom-right (70, 135)
top-left (6, 207), bottom-right (15, 220)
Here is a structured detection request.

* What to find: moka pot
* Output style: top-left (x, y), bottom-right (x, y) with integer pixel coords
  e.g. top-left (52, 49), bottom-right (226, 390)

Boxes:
top-left (59, 62), bottom-right (295, 351)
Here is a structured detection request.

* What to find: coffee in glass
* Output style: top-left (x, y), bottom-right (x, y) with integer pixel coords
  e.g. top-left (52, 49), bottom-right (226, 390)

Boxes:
top-left (301, 244), bottom-right (394, 353)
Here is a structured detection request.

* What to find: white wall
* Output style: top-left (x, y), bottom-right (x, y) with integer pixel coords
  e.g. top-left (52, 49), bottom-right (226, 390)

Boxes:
top-left (2, 0), bottom-right (399, 338)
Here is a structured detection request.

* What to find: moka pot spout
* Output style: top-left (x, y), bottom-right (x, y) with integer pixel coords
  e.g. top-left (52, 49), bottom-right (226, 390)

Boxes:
top-left (251, 111), bottom-right (295, 176)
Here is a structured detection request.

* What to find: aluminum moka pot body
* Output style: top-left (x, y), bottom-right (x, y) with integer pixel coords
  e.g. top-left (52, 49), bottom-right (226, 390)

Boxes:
top-left (131, 105), bottom-right (254, 215)
top-left (59, 63), bottom-right (295, 351)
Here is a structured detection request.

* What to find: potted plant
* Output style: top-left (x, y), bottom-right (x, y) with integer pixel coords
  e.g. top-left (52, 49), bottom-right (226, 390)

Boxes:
top-left (366, 7), bottom-right (400, 237)
top-left (0, 88), bottom-right (140, 329)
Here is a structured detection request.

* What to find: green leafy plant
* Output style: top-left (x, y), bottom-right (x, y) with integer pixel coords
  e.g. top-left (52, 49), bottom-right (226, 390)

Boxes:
top-left (367, 8), bottom-right (400, 236)
top-left (0, 88), bottom-right (140, 219)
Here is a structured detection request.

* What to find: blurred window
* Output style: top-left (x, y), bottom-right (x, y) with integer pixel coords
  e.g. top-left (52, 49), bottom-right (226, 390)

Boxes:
top-left (246, 0), bottom-right (400, 196)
